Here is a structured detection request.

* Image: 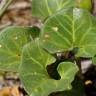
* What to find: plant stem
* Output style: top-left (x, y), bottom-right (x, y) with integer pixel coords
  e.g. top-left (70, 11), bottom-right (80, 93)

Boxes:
top-left (0, 0), bottom-right (13, 17)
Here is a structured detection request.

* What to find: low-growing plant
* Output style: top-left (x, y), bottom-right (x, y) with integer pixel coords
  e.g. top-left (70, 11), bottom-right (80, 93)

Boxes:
top-left (0, 0), bottom-right (96, 96)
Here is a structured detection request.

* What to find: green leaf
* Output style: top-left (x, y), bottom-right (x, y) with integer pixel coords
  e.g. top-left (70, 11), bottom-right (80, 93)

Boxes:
top-left (20, 40), bottom-right (78, 96)
top-left (76, 0), bottom-right (92, 11)
top-left (0, 26), bottom-right (40, 72)
top-left (32, 0), bottom-right (76, 20)
top-left (27, 26), bottom-right (40, 39)
top-left (49, 76), bottom-right (84, 96)
top-left (40, 8), bottom-right (96, 57)
top-left (61, 76), bottom-right (84, 96)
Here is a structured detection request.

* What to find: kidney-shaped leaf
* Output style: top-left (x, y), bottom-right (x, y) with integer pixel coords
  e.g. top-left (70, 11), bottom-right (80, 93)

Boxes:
top-left (20, 40), bottom-right (78, 96)
top-left (32, 0), bottom-right (76, 20)
top-left (40, 8), bottom-right (96, 57)
top-left (0, 26), bottom-right (40, 72)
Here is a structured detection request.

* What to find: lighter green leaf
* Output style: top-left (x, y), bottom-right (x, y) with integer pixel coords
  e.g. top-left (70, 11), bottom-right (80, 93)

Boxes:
top-left (0, 26), bottom-right (40, 72)
top-left (40, 8), bottom-right (96, 57)
top-left (20, 40), bottom-right (78, 96)
top-left (32, 0), bottom-right (76, 20)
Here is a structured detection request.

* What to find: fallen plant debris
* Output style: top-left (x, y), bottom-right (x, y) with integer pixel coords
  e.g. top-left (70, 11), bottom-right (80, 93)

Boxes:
top-left (0, 86), bottom-right (20, 96)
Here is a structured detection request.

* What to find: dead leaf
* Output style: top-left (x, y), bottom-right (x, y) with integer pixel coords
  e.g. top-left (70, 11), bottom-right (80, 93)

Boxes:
top-left (0, 86), bottom-right (20, 96)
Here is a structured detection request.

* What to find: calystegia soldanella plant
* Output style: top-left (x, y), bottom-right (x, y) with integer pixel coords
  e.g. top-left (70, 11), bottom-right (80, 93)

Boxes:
top-left (1, 0), bottom-right (96, 96)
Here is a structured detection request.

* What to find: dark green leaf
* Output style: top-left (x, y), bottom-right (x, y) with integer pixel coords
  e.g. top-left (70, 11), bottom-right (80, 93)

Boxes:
top-left (29, 26), bottom-right (40, 39)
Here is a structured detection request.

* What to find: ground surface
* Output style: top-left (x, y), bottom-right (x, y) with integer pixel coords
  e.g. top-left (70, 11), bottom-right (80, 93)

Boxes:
top-left (0, 0), bottom-right (40, 30)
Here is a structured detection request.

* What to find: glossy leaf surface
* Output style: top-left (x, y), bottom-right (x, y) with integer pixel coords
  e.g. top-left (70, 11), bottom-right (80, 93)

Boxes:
top-left (20, 40), bottom-right (78, 96)
top-left (40, 8), bottom-right (96, 57)
top-left (0, 26), bottom-right (40, 72)
top-left (32, 0), bottom-right (76, 20)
